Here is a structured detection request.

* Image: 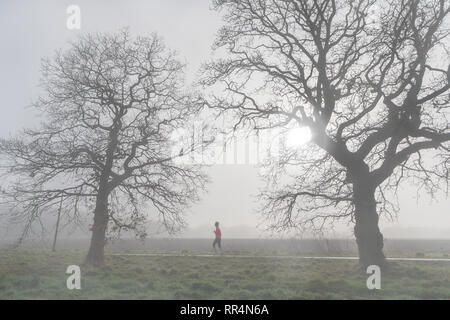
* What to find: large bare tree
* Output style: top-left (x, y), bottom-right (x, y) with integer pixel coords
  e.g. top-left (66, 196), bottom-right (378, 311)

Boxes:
top-left (0, 30), bottom-right (207, 265)
top-left (202, 0), bottom-right (450, 267)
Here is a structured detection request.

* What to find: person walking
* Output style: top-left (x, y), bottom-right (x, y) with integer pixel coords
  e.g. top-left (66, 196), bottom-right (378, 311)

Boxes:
top-left (213, 221), bottom-right (222, 255)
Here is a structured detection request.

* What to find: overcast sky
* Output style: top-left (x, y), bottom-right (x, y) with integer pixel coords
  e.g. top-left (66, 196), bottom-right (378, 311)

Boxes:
top-left (0, 0), bottom-right (449, 239)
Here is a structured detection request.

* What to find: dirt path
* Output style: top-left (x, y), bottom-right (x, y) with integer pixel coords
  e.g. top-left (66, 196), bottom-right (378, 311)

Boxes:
top-left (108, 253), bottom-right (450, 262)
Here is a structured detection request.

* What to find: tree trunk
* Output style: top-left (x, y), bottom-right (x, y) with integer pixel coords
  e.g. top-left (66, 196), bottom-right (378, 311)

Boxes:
top-left (353, 182), bottom-right (386, 269)
top-left (84, 119), bottom-right (120, 266)
top-left (85, 191), bottom-right (109, 266)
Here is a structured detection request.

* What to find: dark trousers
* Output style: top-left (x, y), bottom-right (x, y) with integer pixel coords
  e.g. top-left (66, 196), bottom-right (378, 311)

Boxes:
top-left (213, 237), bottom-right (221, 249)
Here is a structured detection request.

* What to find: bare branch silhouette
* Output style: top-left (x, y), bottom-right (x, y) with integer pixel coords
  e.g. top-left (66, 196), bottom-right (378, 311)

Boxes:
top-left (0, 30), bottom-right (208, 265)
top-left (202, 0), bottom-right (450, 267)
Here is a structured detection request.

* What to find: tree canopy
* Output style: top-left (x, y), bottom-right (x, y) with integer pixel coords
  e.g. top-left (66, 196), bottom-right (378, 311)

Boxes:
top-left (202, 0), bottom-right (450, 267)
top-left (0, 30), bottom-right (207, 264)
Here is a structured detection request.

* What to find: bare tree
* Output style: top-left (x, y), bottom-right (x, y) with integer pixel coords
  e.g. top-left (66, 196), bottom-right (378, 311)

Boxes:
top-left (202, 0), bottom-right (450, 267)
top-left (0, 30), bottom-right (207, 265)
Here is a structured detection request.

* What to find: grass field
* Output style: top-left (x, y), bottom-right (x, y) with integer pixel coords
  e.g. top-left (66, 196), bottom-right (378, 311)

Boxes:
top-left (0, 249), bottom-right (449, 299)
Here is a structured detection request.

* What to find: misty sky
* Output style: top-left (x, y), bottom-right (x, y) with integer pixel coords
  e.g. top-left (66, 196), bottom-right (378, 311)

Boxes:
top-left (0, 0), bottom-right (449, 239)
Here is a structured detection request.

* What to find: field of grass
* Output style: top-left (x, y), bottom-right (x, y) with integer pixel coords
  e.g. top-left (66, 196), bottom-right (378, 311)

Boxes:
top-left (0, 249), bottom-right (449, 299)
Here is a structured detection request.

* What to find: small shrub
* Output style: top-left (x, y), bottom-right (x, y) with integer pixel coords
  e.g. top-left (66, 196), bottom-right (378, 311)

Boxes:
top-left (416, 252), bottom-right (425, 258)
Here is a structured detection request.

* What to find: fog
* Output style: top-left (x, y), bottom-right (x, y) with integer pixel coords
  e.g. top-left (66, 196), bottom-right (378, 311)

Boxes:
top-left (0, 0), bottom-right (449, 241)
